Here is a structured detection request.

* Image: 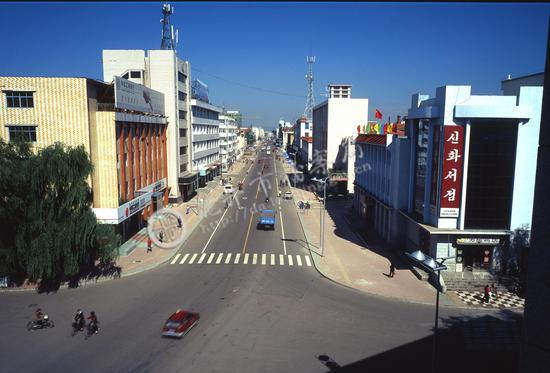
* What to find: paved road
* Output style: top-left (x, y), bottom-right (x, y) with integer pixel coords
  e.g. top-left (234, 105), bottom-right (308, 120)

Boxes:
top-left (0, 145), bottom-right (490, 373)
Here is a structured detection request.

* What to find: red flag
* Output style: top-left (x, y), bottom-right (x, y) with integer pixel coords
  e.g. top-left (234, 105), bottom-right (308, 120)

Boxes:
top-left (375, 109), bottom-right (383, 119)
top-left (357, 125), bottom-right (361, 134)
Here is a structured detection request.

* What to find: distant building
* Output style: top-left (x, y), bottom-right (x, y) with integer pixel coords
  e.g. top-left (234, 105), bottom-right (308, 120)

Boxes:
top-left (219, 113), bottom-right (239, 172)
top-left (292, 116), bottom-right (313, 173)
top-left (102, 49), bottom-right (196, 202)
top-left (312, 84), bottom-right (368, 194)
top-left (191, 98), bottom-right (222, 187)
top-left (0, 76), bottom-right (168, 242)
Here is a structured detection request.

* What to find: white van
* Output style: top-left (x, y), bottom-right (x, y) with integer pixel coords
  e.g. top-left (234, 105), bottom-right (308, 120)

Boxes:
top-left (223, 184), bottom-right (234, 194)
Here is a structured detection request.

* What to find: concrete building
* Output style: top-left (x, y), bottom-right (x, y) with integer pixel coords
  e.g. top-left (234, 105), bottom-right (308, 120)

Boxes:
top-left (312, 84), bottom-right (368, 194)
top-left (292, 116), bottom-right (313, 173)
top-left (219, 113), bottom-right (238, 172)
top-left (352, 74), bottom-right (544, 280)
top-left (0, 76), bottom-right (168, 242)
top-left (190, 98), bottom-right (222, 187)
top-left (102, 49), bottom-right (196, 202)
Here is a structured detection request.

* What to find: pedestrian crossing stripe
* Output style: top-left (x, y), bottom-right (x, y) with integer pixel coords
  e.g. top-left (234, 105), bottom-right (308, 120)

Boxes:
top-left (170, 253), bottom-right (313, 267)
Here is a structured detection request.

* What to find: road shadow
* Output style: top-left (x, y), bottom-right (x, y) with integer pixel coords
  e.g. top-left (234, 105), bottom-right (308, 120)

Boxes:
top-left (323, 309), bottom-right (522, 373)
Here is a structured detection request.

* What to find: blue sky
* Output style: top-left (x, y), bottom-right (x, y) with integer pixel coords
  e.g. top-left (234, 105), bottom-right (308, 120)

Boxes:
top-left (1, 2), bottom-right (549, 129)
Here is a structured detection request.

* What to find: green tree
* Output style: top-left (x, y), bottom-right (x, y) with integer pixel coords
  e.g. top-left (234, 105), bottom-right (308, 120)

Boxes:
top-left (0, 139), bottom-right (119, 282)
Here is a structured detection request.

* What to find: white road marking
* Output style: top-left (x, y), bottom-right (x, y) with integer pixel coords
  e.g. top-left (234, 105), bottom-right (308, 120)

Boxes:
top-left (225, 253), bottom-right (232, 264)
top-left (216, 253), bottom-right (224, 264)
top-left (270, 254), bottom-right (275, 265)
top-left (234, 253), bottom-right (241, 264)
top-left (253, 253), bottom-right (258, 265)
top-left (201, 199), bottom-right (233, 253)
top-left (279, 211), bottom-right (287, 256)
top-left (244, 253), bottom-right (250, 264)
top-left (170, 253), bottom-right (181, 264)
top-left (197, 253), bottom-right (206, 264)
top-left (305, 256), bottom-right (312, 267)
top-left (207, 253), bottom-right (215, 264)
top-left (279, 254), bottom-right (284, 265)
top-left (288, 255), bottom-right (293, 266)
top-left (296, 255), bottom-right (303, 266)
top-left (188, 253), bottom-right (198, 264)
top-left (179, 253), bottom-right (190, 264)
top-left (261, 254), bottom-right (266, 265)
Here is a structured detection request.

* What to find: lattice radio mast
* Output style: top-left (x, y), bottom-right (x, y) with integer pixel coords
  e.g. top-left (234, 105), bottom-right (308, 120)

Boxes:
top-left (160, 3), bottom-right (178, 50)
top-left (304, 56), bottom-right (316, 120)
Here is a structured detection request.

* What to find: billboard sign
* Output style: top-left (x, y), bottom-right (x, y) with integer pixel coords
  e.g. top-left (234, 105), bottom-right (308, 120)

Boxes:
top-left (114, 76), bottom-right (165, 115)
top-left (440, 125), bottom-right (465, 218)
top-left (191, 79), bottom-right (209, 103)
top-left (117, 191), bottom-right (153, 223)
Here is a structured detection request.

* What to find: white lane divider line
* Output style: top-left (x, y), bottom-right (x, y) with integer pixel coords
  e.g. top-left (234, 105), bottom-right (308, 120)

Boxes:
top-left (270, 254), bottom-right (275, 265)
top-left (225, 253), bottom-right (233, 264)
top-left (287, 255), bottom-right (293, 266)
top-left (216, 253), bottom-right (224, 264)
top-left (234, 253), bottom-right (241, 264)
top-left (279, 254), bottom-right (284, 266)
top-left (253, 253), bottom-right (258, 265)
top-left (201, 201), bottom-right (232, 253)
top-left (244, 253), bottom-right (250, 264)
top-left (207, 253), bottom-right (215, 264)
top-left (188, 253), bottom-right (198, 264)
top-left (305, 256), bottom-right (312, 267)
top-left (261, 254), bottom-right (266, 265)
top-left (296, 255), bottom-right (303, 266)
top-left (197, 253), bottom-right (207, 264)
top-left (179, 253), bottom-right (190, 264)
top-left (170, 253), bottom-right (181, 264)
top-left (280, 208), bottom-right (287, 256)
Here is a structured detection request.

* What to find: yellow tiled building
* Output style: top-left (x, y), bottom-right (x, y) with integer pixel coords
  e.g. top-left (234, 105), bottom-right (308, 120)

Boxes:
top-left (0, 77), bottom-right (169, 242)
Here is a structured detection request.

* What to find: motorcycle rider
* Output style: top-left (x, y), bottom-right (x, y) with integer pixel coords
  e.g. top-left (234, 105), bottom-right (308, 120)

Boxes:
top-left (34, 308), bottom-right (44, 326)
top-left (87, 311), bottom-right (99, 334)
top-left (74, 309), bottom-right (85, 331)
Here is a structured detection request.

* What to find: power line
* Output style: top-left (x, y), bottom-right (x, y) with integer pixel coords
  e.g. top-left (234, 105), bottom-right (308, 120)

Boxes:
top-left (191, 66), bottom-right (324, 100)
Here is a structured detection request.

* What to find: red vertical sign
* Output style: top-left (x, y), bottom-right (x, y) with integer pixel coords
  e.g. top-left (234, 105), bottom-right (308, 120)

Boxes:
top-left (439, 125), bottom-right (465, 218)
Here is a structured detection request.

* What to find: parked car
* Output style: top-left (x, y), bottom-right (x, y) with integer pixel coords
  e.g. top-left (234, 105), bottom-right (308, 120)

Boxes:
top-left (162, 310), bottom-right (200, 338)
top-left (223, 184), bottom-right (234, 194)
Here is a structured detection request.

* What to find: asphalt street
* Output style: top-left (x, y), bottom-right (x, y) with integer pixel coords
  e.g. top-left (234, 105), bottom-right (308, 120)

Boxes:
top-left (0, 145), bottom-right (496, 373)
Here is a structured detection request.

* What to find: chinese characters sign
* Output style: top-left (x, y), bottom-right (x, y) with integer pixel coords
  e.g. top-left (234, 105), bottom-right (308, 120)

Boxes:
top-left (440, 125), bottom-right (465, 218)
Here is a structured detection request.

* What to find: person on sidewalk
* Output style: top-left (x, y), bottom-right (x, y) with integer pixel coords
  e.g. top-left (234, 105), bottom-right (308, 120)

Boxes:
top-left (389, 263), bottom-right (395, 278)
top-left (186, 206), bottom-right (190, 215)
top-left (177, 216), bottom-right (182, 229)
top-left (491, 283), bottom-right (498, 299)
top-left (484, 284), bottom-right (491, 303)
top-left (147, 237), bottom-right (152, 253)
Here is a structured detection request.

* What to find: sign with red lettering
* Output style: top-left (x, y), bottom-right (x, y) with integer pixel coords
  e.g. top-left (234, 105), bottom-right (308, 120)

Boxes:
top-left (440, 125), bottom-right (465, 218)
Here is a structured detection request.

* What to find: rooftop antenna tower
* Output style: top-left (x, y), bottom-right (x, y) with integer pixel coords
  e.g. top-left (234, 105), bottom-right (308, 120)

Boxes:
top-left (160, 3), bottom-right (177, 50)
top-left (304, 56), bottom-right (316, 120)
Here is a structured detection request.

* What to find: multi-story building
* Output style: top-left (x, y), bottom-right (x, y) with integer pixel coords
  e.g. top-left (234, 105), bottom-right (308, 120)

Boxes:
top-left (312, 84), bottom-right (368, 194)
top-left (353, 73), bottom-right (544, 280)
top-left (0, 76), bottom-right (168, 242)
top-left (219, 113), bottom-right (238, 172)
top-left (292, 116), bottom-right (313, 173)
top-left (190, 84), bottom-right (222, 187)
top-left (102, 49), bottom-right (196, 202)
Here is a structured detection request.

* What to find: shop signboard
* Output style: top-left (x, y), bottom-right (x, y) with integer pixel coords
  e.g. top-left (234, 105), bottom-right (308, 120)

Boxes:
top-left (114, 76), bottom-right (165, 115)
top-left (456, 238), bottom-right (500, 245)
top-left (439, 125), bottom-right (465, 218)
top-left (117, 191), bottom-right (153, 223)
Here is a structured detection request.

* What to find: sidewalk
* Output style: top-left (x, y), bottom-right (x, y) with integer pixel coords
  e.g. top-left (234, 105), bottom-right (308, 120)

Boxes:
top-left (280, 161), bottom-right (440, 305)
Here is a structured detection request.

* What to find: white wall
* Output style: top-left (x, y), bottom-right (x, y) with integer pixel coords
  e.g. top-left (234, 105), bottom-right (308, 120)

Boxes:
top-left (102, 50), bottom-right (145, 83)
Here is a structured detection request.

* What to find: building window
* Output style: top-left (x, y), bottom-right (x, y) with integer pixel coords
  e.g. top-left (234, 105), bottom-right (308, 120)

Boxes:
top-left (178, 71), bottom-right (186, 83)
top-left (179, 110), bottom-right (186, 119)
top-left (5, 91), bottom-right (34, 108)
top-left (178, 91), bottom-right (187, 101)
top-left (7, 125), bottom-right (37, 142)
top-left (413, 120), bottom-right (429, 218)
top-left (130, 71), bottom-right (142, 78)
top-left (179, 146), bottom-right (187, 155)
top-left (179, 128), bottom-right (187, 137)
top-left (180, 163), bottom-right (188, 173)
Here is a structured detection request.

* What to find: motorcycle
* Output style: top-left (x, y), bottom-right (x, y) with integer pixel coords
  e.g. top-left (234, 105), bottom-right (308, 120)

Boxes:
top-left (27, 315), bottom-right (55, 331)
top-left (85, 321), bottom-right (99, 340)
top-left (71, 318), bottom-right (85, 336)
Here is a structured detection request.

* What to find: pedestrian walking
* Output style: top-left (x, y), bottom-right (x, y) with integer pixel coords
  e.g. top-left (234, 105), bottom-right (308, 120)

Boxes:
top-left (159, 231), bottom-right (164, 243)
top-left (147, 237), bottom-right (152, 253)
top-left (389, 263), bottom-right (395, 278)
top-left (186, 206), bottom-right (190, 215)
top-left (484, 284), bottom-right (491, 303)
top-left (177, 216), bottom-right (182, 229)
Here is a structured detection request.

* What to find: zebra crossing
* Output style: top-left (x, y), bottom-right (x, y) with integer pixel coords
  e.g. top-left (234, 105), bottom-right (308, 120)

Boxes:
top-left (170, 252), bottom-right (313, 267)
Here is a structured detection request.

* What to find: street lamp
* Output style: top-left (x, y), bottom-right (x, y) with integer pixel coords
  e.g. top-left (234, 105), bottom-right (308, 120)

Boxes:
top-left (405, 250), bottom-right (454, 373)
top-left (311, 176), bottom-right (329, 257)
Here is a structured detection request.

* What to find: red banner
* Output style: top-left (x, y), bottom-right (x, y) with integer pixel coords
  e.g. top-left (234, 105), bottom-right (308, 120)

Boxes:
top-left (440, 125), bottom-right (465, 218)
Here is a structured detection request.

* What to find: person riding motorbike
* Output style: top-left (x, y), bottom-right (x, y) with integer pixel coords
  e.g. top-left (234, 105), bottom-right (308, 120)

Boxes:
top-left (74, 309), bottom-right (85, 331)
top-left (34, 308), bottom-right (44, 326)
top-left (265, 197), bottom-right (269, 204)
top-left (87, 311), bottom-right (99, 334)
